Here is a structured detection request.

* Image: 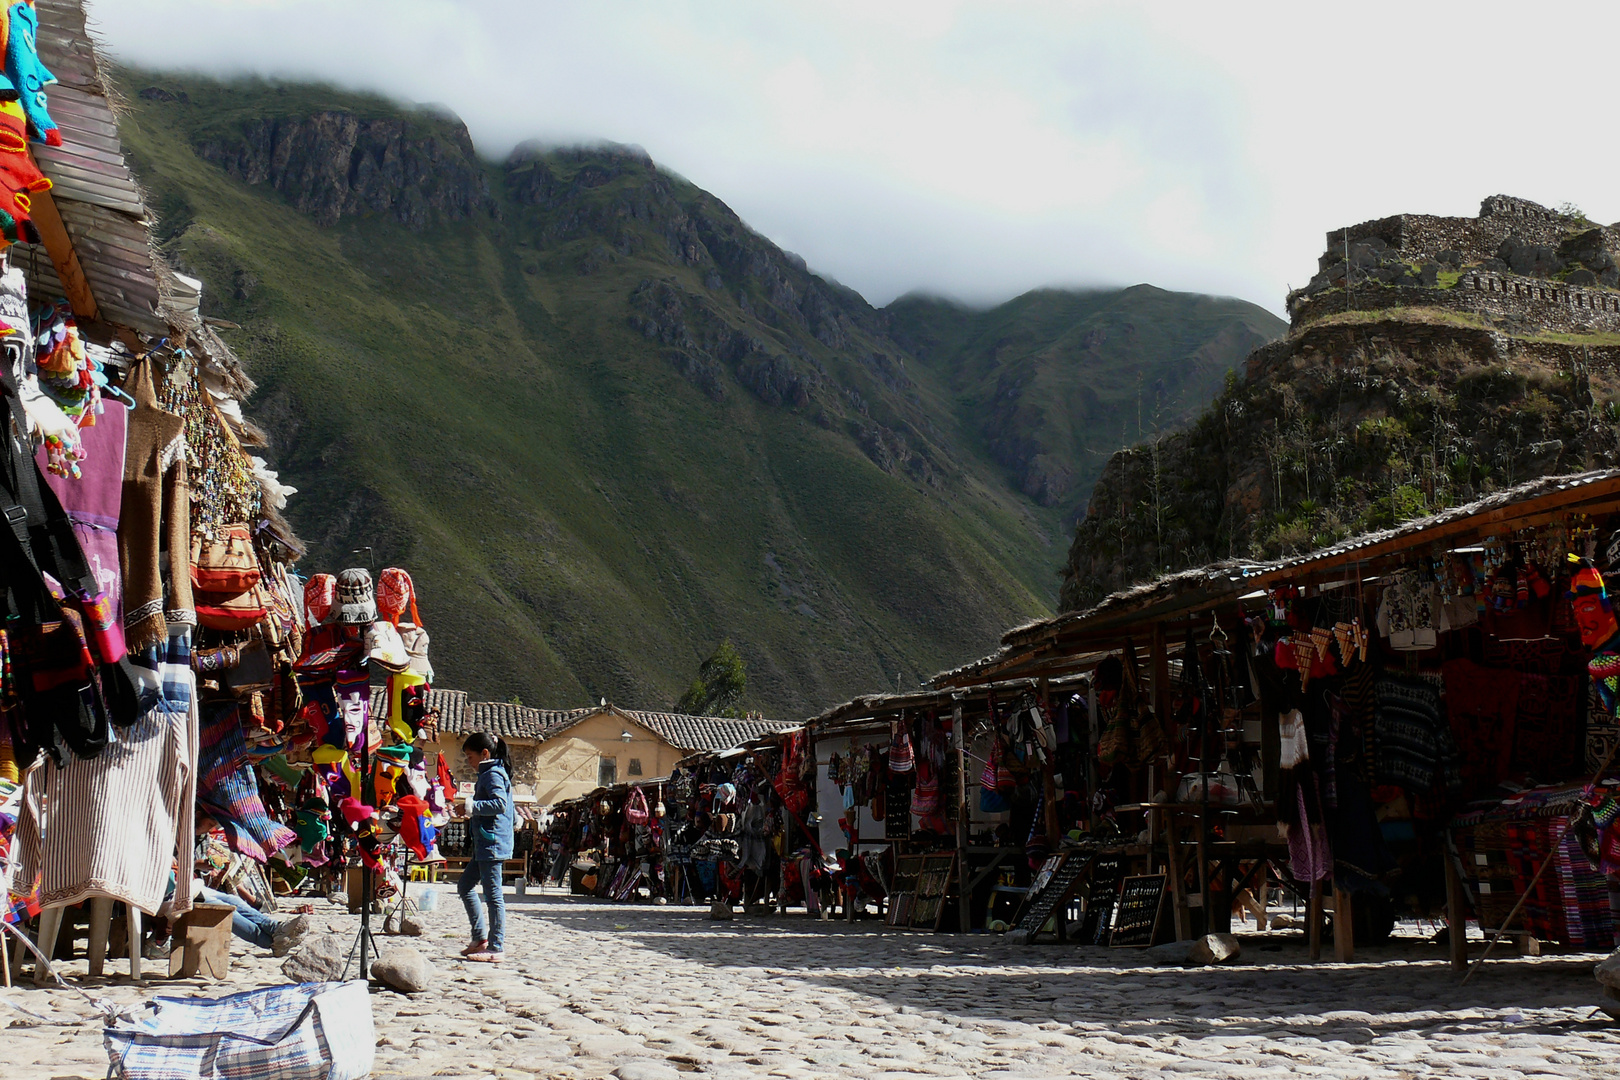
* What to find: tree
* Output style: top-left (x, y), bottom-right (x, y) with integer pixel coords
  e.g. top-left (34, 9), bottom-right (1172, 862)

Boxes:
top-left (676, 640), bottom-right (747, 717)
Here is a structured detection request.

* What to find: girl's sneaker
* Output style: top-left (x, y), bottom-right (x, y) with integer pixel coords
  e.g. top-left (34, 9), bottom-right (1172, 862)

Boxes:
top-left (460, 939), bottom-right (487, 957)
top-left (467, 950), bottom-right (504, 963)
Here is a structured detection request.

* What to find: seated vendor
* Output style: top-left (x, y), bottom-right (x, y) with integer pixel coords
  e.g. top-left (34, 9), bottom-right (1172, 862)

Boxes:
top-left (183, 816), bottom-right (308, 952)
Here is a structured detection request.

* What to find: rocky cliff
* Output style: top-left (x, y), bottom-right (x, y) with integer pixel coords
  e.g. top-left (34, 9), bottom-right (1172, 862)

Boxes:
top-left (186, 94), bottom-right (494, 228)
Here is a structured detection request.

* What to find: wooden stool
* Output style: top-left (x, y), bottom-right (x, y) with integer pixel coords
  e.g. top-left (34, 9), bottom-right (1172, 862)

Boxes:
top-left (168, 903), bottom-right (235, 980)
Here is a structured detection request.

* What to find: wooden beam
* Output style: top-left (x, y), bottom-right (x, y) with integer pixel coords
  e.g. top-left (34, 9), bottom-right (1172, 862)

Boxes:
top-left (1444, 843), bottom-right (1469, 974)
top-left (953, 696), bottom-right (970, 933)
top-left (1150, 621), bottom-right (1170, 756)
top-left (28, 189), bottom-right (99, 322)
top-left (1039, 677), bottom-right (1060, 846)
top-left (1334, 886), bottom-right (1355, 962)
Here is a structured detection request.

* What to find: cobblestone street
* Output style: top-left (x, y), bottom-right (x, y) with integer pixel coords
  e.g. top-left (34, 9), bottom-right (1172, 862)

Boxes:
top-left (7, 888), bottom-right (1620, 1079)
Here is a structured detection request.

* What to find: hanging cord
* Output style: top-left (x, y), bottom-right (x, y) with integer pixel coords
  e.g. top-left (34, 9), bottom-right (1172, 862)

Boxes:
top-left (0, 919), bottom-right (119, 1020)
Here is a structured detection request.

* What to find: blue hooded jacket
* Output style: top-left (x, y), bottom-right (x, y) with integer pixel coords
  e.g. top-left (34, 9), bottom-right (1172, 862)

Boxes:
top-left (470, 759), bottom-right (514, 861)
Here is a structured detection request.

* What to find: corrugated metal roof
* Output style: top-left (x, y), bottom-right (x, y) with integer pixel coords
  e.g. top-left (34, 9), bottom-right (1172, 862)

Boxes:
top-left (931, 467), bottom-right (1620, 687)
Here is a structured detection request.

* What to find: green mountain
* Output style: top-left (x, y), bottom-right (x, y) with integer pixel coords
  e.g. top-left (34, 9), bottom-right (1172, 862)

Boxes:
top-left (888, 288), bottom-right (1284, 509)
top-left (114, 71), bottom-right (1282, 716)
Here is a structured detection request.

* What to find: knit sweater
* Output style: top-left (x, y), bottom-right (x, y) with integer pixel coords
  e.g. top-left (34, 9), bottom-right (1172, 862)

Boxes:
top-left (1373, 674), bottom-right (1461, 795)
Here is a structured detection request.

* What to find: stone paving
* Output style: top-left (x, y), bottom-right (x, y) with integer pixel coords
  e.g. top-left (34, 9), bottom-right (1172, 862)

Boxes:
top-left (6, 887), bottom-right (1620, 1078)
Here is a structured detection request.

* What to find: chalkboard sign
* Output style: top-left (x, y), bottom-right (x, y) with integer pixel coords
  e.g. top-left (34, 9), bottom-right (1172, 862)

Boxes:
top-left (1109, 873), bottom-right (1168, 948)
top-left (886, 770), bottom-right (912, 840)
top-left (1011, 852), bottom-right (1092, 945)
top-left (1079, 852), bottom-right (1123, 946)
top-left (910, 854), bottom-right (956, 929)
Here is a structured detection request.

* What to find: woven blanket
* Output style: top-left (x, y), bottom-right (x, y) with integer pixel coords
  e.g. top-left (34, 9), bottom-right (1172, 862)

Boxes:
top-left (198, 703), bottom-right (297, 863)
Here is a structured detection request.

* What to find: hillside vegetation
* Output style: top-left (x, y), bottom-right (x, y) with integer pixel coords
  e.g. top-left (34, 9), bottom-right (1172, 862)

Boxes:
top-left (116, 72), bottom-right (1281, 715)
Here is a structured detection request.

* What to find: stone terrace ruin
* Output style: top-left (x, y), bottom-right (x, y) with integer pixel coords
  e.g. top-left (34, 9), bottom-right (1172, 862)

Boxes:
top-left (1288, 195), bottom-right (1620, 335)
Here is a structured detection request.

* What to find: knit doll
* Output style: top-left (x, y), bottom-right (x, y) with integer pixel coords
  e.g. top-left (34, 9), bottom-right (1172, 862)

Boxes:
top-left (1, 2), bottom-right (59, 146)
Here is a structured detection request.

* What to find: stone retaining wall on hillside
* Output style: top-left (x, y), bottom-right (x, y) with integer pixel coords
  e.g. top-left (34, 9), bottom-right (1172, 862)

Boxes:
top-left (1246, 317), bottom-right (1620, 383)
top-left (1289, 273), bottom-right (1620, 335)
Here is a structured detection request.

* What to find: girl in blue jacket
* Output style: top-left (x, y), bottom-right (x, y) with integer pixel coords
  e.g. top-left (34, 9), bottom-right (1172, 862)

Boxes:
top-left (458, 732), bottom-right (515, 962)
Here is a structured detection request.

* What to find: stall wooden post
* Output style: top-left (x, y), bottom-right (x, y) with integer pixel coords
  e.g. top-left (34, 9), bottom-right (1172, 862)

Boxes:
top-left (952, 695), bottom-right (970, 933)
top-left (1039, 678), bottom-right (1060, 846)
top-left (1150, 623), bottom-right (1170, 758)
top-left (1307, 879), bottom-right (1324, 962)
top-left (1333, 885), bottom-right (1354, 962)
top-left (1165, 812), bottom-right (1191, 941)
top-left (1444, 844), bottom-right (1469, 973)
top-left (1087, 677), bottom-right (1100, 830)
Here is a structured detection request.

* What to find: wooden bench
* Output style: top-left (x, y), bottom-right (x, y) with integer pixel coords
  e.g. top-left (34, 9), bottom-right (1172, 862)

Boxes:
top-left (435, 856), bottom-right (528, 885)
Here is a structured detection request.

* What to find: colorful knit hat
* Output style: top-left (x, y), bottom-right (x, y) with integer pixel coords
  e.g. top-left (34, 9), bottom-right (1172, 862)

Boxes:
top-left (336, 568), bottom-right (376, 625)
top-left (304, 573), bottom-right (336, 625)
top-left (1568, 555), bottom-right (1609, 604)
top-left (376, 567), bottom-right (421, 627)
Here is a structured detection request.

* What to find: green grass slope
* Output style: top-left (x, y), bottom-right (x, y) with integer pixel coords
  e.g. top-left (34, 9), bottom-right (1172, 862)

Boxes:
top-left (113, 71), bottom-right (1277, 717)
top-left (887, 287), bottom-right (1285, 512)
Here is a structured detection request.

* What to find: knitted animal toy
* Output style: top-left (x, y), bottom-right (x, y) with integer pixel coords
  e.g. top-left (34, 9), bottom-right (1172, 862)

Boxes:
top-left (0, 3), bottom-right (58, 147)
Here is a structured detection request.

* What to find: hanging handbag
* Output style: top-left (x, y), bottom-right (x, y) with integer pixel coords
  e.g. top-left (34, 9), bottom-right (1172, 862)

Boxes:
top-left (1096, 705), bottom-right (1130, 767)
top-left (978, 741), bottom-right (1010, 812)
top-left (190, 523), bottom-right (262, 593)
top-left (889, 719), bottom-right (914, 773)
top-left (626, 787), bottom-right (650, 826)
top-left (225, 639), bottom-right (276, 695)
top-left (1130, 705), bottom-right (1168, 767)
top-left (195, 581), bottom-right (272, 631)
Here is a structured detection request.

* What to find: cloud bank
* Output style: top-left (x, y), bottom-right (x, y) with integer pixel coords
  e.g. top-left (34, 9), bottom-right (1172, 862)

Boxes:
top-left (87, 0), bottom-right (1620, 314)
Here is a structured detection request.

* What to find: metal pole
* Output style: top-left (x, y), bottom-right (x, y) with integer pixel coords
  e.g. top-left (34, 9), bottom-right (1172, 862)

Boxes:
top-left (360, 689), bottom-right (374, 981)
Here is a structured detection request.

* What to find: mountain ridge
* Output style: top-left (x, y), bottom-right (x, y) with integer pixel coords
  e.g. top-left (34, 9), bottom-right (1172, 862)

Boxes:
top-left (116, 70), bottom-right (1283, 715)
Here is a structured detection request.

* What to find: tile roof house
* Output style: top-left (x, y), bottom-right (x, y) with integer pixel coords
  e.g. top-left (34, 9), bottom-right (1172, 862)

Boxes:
top-left (410, 694), bottom-right (791, 805)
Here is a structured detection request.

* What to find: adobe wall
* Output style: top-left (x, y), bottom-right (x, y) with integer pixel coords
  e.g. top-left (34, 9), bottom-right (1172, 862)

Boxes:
top-left (1289, 272), bottom-right (1620, 335)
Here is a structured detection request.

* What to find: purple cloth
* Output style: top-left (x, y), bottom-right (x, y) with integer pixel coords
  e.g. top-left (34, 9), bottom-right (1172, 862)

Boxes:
top-left (38, 403), bottom-right (127, 622)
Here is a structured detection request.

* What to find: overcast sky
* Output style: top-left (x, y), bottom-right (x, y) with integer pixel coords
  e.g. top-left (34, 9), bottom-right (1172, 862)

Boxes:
top-left (89, 1), bottom-right (1620, 315)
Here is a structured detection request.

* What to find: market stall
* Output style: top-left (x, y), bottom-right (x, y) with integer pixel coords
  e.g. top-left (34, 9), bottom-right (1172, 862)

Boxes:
top-left (935, 469), bottom-right (1620, 965)
top-left (548, 776), bottom-right (676, 903)
top-left (0, 0), bottom-right (464, 984)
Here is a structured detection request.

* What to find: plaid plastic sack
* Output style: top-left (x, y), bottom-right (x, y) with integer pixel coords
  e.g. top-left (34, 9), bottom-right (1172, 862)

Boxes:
top-left (105, 980), bottom-right (373, 1080)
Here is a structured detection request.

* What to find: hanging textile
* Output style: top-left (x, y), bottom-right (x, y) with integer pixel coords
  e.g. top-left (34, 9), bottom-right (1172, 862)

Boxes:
top-left (197, 700), bottom-right (297, 863)
top-left (33, 627), bottom-right (197, 916)
top-left (117, 357), bottom-right (192, 654)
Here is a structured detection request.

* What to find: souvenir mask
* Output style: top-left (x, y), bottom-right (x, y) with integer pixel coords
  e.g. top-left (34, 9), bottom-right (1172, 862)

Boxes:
top-left (1574, 593), bottom-right (1617, 650)
top-left (1569, 561), bottom-right (1619, 649)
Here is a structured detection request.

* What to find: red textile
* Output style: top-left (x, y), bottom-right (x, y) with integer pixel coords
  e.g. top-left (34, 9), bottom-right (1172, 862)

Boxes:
top-left (1442, 658), bottom-right (1520, 796)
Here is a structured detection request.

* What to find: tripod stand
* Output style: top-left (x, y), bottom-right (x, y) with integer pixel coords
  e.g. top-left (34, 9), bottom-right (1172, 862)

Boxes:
top-left (339, 705), bottom-right (378, 983)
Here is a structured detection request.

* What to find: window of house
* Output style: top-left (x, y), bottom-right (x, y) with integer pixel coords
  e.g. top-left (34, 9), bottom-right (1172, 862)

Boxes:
top-left (598, 757), bottom-right (617, 787)
top-left (628, 758), bottom-right (643, 776)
